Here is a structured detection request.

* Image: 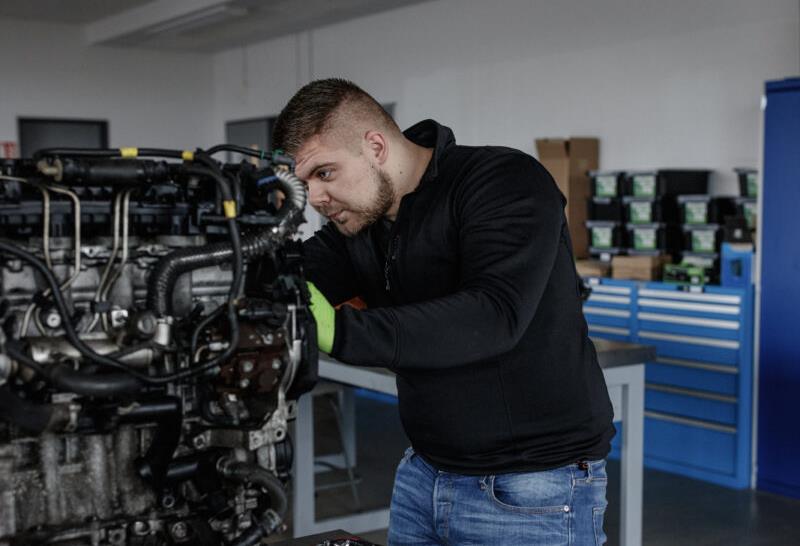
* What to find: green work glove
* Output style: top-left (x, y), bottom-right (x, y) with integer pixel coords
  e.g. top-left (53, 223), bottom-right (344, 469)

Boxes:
top-left (307, 281), bottom-right (335, 354)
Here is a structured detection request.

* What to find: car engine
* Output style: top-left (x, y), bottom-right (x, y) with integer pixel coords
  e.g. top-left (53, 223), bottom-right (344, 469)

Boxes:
top-left (0, 145), bottom-right (317, 545)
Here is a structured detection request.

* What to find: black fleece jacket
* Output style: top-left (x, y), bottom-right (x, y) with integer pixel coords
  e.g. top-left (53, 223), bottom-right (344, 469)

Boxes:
top-left (303, 120), bottom-right (614, 474)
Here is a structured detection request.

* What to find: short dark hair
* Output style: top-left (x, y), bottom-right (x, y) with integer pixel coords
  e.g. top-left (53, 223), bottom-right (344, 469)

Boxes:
top-left (273, 78), bottom-right (399, 156)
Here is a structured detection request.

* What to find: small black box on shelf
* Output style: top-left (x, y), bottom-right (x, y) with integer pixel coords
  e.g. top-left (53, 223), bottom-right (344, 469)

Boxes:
top-left (587, 197), bottom-right (624, 221)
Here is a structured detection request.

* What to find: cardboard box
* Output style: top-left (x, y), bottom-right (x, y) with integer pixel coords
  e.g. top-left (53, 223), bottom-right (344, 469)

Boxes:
top-left (536, 138), bottom-right (599, 258)
top-left (575, 259), bottom-right (611, 278)
top-left (612, 254), bottom-right (672, 281)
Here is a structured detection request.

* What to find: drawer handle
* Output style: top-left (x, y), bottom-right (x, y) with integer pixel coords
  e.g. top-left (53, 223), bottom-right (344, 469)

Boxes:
top-left (645, 410), bottom-right (737, 434)
top-left (646, 382), bottom-right (737, 404)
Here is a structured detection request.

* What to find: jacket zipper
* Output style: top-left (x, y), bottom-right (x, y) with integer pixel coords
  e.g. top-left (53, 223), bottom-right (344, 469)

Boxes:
top-left (384, 235), bottom-right (399, 292)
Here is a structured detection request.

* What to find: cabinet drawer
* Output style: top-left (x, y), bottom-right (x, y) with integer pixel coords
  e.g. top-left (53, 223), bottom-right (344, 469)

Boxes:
top-left (645, 412), bottom-right (737, 476)
top-left (638, 334), bottom-right (739, 366)
top-left (646, 359), bottom-right (738, 396)
top-left (645, 384), bottom-right (737, 426)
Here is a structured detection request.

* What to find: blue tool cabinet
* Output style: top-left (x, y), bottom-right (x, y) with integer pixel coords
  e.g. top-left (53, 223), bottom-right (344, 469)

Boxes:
top-left (757, 78), bottom-right (800, 499)
top-left (583, 278), bottom-right (754, 489)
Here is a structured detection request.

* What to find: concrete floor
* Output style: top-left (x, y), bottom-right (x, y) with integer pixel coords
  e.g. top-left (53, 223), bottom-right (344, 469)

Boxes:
top-left (270, 390), bottom-right (800, 545)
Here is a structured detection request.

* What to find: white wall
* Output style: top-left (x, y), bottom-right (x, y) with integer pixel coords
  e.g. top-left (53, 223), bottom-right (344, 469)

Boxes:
top-left (0, 18), bottom-right (216, 151)
top-left (212, 0), bottom-right (800, 197)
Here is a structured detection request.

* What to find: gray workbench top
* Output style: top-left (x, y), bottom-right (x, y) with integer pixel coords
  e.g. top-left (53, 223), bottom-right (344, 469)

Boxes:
top-left (592, 338), bottom-right (655, 369)
top-left (319, 338), bottom-right (653, 377)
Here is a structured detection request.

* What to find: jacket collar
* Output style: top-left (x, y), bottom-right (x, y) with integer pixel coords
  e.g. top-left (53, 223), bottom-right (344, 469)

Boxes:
top-left (403, 119), bottom-right (456, 186)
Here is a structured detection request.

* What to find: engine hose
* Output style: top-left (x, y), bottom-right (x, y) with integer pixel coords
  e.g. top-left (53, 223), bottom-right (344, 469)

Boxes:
top-left (47, 363), bottom-right (142, 397)
top-left (4, 339), bottom-right (142, 397)
top-left (147, 230), bottom-right (272, 317)
top-left (272, 168), bottom-right (307, 221)
top-left (146, 171), bottom-right (305, 317)
top-left (219, 459), bottom-right (289, 525)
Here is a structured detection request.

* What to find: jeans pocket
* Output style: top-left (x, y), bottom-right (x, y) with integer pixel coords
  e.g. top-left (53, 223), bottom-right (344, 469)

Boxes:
top-left (593, 505), bottom-right (607, 545)
top-left (487, 473), bottom-right (572, 515)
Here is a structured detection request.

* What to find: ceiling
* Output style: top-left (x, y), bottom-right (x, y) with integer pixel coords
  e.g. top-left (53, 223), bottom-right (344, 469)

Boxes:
top-left (0, 0), bottom-right (153, 24)
top-left (0, 0), bottom-right (434, 52)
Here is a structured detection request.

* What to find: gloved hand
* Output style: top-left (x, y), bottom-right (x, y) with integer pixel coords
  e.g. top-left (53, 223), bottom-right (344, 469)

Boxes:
top-left (306, 282), bottom-right (335, 353)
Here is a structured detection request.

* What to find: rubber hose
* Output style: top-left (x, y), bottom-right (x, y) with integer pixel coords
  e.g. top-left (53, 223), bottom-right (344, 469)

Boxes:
top-left (47, 363), bottom-right (142, 397)
top-left (147, 231), bottom-right (272, 317)
top-left (273, 168), bottom-right (307, 220)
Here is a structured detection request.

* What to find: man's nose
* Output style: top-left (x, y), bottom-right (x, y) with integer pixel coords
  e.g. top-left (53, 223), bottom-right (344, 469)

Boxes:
top-left (307, 180), bottom-right (329, 208)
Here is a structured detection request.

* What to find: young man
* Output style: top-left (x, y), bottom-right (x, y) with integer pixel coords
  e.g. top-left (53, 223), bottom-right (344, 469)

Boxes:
top-left (273, 78), bottom-right (614, 545)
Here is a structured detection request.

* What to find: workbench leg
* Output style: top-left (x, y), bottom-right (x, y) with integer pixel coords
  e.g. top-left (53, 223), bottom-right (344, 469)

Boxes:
top-left (339, 387), bottom-right (357, 469)
top-left (620, 365), bottom-right (644, 546)
top-left (292, 391), bottom-right (315, 537)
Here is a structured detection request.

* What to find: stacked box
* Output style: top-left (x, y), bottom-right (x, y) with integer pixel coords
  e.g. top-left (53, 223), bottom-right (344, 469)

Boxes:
top-left (626, 223), bottom-right (681, 255)
top-left (612, 254), bottom-right (672, 281)
top-left (575, 259), bottom-right (612, 278)
top-left (585, 171), bottom-right (627, 262)
top-left (590, 171), bottom-right (627, 197)
top-left (734, 197), bottom-right (758, 230)
top-left (536, 138), bottom-right (599, 259)
top-left (586, 220), bottom-right (625, 257)
top-left (627, 170), bottom-right (710, 197)
top-left (618, 171), bottom-right (709, 276)
top-left (677, 195), bottom-right (737, 225)
top-left (624, 196), bottom-right (679, 224)
top-left (734, 167), bottom-right (758, 198)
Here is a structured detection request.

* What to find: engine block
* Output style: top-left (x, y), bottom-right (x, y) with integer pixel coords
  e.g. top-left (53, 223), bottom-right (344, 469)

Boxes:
top-left (0, 146), bottom-right (317, 545)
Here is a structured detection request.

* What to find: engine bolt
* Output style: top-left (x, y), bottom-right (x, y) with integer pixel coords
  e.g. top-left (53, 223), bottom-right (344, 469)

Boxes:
top-left (171, 521), bottom-right (188, 540)
top-left (44, 311), bottom-right (61, 329)
top-left (272, 358), bottom-right (281, 370)
top-left (239, 378), bottom-right (250, 388)
top-left (240, 360), bottom-right (254, 373)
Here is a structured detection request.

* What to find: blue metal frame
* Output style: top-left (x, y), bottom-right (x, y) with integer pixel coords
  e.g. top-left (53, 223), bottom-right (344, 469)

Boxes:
top-left (757, 77), bottom-right (800, 499)
top-left (584, 278), bottom-right (754, 489)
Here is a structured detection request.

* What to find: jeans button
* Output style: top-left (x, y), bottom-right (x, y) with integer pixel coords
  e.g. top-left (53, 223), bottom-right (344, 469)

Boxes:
top-left (563, 505), bottom-right (570, 512)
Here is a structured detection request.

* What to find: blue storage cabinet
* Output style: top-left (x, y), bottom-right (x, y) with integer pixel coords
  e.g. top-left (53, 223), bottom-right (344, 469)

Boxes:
top-left (583, 278), bottom-right (754, 488)
top-left (758, 78), bottom-right (800, 499)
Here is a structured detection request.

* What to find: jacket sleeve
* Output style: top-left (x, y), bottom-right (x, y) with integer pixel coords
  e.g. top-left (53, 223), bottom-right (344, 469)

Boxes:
top-left (303, 222), bottom-right (360, 307)
top-left (330, 153), bottom-right (566, 369)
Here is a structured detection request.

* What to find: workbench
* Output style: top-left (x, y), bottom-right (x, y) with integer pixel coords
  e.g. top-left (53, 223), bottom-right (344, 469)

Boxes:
top-left (292, 338), bottom-right (653, 546)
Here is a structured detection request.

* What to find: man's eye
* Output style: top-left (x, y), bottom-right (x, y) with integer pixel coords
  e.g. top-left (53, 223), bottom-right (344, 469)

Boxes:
top-left (318, 169), bottom-right (332, 180)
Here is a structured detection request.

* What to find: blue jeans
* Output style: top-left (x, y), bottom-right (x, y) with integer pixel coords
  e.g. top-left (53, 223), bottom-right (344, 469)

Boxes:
top-left (388, 447), bottom-right (608, 545)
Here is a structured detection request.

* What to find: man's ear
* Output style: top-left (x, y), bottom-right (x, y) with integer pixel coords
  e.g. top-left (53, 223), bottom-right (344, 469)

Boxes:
top-left (363, 130), bottom-right (388, 166)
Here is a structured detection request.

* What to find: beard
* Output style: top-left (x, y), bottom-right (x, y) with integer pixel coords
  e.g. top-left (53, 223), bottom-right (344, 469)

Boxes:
top-left (332, 168), bottom-right (395, 237)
